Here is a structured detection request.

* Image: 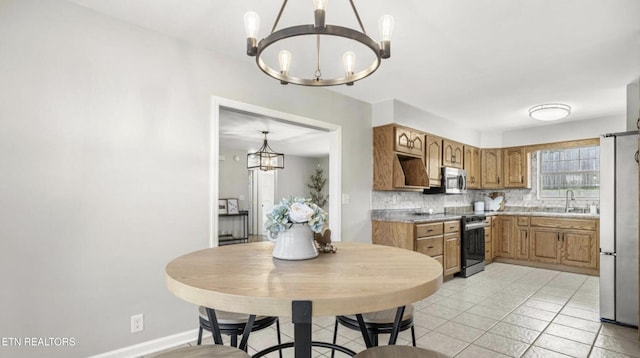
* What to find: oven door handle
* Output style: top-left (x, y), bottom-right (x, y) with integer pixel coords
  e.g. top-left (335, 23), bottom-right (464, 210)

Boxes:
top-left (464, 222), bottom-right (486, 231)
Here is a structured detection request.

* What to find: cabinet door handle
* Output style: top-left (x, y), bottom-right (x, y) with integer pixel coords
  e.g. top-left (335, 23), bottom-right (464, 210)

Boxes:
top-left (557, 233), bottom-right (560, 241)
top-left (427, 246), bottom-right (434, 249)
top-left (497, 177), bottom-right (500, 184)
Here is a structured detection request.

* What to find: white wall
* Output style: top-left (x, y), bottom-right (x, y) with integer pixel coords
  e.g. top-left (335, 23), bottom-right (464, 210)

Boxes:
top-left (372, 99), bottom-right (483, 146)
top-left (219, 149), bottom-right (250, 210)
top-left (0, 1), bottom-right (372, 357)
top-left (276, 156), bottom-right (328, 200)
top-left (501, 116), bottom-right (626, 147)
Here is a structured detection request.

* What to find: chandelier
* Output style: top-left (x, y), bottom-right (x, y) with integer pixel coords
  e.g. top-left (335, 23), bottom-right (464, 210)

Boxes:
top-left (528, 103), bottom-right (571, 121)
top-left (247, 132), bottom-right (285, 171)
top-left (243, 0), bottom-right (394, 86)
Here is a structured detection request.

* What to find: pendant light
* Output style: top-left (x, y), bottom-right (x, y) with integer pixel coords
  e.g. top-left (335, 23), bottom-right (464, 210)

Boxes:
top-left (247, 131), bottom-right (285, 171)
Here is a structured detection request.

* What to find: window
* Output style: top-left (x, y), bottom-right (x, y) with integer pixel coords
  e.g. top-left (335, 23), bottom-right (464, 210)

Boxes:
top-left (537, 146), bottom-right (599, 198)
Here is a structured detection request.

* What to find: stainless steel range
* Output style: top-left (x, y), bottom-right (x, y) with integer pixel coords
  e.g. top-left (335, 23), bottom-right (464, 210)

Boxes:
top-left (459, 215), bottom-right (486, 277)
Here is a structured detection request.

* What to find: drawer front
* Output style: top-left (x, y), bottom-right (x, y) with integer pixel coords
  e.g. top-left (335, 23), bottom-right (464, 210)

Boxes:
top-left (444, 221), bottom-right (460, 233)
top-left (416, 236), bottom-right (444, 256)
top-left (530, 217), bottom-right (597, 231)
top-left (484, 217), bottom-right (492, 226)
top-left (432, 255), bottom-right (444, 267)
top-left (485, 230), bottom-right (491, 243)
top-left (416, 222), bottom-right (443, 237)
top-left (517, 216), bottom-right (530, 226)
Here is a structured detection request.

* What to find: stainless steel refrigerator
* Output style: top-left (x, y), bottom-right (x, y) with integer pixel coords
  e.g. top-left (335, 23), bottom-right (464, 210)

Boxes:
top-left (600, 131), bottom-right (639, 326)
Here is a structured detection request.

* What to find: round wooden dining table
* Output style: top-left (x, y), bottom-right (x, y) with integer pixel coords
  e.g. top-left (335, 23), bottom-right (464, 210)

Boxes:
top-left (166, 242), bottom-right (443, 357)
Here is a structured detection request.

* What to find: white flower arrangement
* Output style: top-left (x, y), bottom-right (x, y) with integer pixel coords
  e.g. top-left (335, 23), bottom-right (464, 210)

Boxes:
top-left (265, 197), bottom-right (326, 234)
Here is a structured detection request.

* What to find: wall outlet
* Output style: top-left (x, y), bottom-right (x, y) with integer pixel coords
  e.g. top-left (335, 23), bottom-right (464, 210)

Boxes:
top-left (130, 314), bottom-right (144, 333)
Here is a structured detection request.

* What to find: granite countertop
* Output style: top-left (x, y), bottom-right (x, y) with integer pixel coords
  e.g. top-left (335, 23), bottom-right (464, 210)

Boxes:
top-left (371, 208), bottom-right (599, 223)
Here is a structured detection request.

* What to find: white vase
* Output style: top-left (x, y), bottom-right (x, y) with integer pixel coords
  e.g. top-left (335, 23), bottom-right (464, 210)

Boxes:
top-left (272, 224), bottom-right (319, 260)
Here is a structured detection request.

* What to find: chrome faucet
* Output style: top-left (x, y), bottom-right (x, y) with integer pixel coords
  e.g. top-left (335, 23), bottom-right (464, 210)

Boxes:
top-left (565, 189), bottom-right (575, 212)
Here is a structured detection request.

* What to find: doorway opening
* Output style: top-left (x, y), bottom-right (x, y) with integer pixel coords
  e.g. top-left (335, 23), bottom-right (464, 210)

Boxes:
top-left (210, 97), bottom-right (342, 247)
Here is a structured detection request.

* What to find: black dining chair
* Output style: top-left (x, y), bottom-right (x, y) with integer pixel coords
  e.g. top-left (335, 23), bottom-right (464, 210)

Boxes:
top-left (331, 304), bottom-right (416, 358)
top-left (197, 306), bottom-right (283, 358)
top-left (153, 344), bottom-right (251, 358)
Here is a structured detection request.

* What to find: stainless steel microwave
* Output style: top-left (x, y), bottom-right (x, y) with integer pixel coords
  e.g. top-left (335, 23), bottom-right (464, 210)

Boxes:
top-left (424, 167), bottom-right (467, 194)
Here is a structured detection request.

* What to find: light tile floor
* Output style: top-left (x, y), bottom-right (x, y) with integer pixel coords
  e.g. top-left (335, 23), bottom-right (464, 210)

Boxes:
top-left (145, 263), bottom-right (640, 357)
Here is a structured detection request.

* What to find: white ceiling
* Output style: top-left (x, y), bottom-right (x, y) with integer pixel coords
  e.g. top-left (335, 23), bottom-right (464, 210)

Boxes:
top-left (69, 0), bottom-right (640, 133)
top-left (219, 109), bottom-right (330, 157)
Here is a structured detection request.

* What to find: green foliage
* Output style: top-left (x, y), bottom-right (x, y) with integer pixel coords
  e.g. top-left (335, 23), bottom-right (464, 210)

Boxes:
top-left (307, 167), bottom-right (328, 209)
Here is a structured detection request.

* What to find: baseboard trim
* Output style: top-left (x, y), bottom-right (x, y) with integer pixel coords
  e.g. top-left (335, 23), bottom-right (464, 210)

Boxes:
top-left (89, 329), bottom-right (198, 358)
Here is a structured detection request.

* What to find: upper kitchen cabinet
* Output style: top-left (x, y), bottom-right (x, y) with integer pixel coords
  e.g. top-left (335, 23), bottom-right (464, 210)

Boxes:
top-left (442, 139), bottom-right (464, 169)
top-left (394, 126), bottom-right (425, 157)
top-left (463, 145), bottom-right (481, 189)
top-left (426, 135), bottom-right (443, 187)
top-left (503, 146), bottom-right (531, 188)
top-left (481, 148), bottom-right (502, 188)
top-left (373, 125), bottom-right (430, 191)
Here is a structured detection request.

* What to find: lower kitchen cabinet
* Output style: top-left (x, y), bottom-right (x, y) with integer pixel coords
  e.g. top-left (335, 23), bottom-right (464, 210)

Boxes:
top-left (515, 216), bottom-right (530, 260)
top-left (484, 217), bottom-right (493, 263)
top-left (443, 232), bottom-right (460, 276)
top-left (562, 229), bottom-right (598, 268)
top-left (496, 216), bottom-right (515, 258)
top-left (496, 216), bottom-right (600, 274)
top-left (443, 220), bottom-right (461, 275)
top-left (529, 228), bottom-right (561, 264)
top-left (372, 219), bottom-right (460, 276)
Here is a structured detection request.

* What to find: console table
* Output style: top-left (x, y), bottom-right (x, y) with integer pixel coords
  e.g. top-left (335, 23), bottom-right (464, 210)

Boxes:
top-left (218, 210), bottom-right (249, 245)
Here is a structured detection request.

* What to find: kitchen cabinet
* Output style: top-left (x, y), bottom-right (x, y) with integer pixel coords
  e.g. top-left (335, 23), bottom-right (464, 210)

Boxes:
top-left (416, 222), bottom-right (444, 265)
top-left (496, 216), bottom-right (515, 258)
top-left (484, 216), bottom-right (493, 263)
top-left (426, 135), bottom-right (443, 187)
top-left (443, 220), bottom-right (461, 276)
top-left (481, 148), bottom-right (502, 189)
top-left (373, 125), bottom-right (430, 191)
top-left (503, 146), bottom-right (530, 188)
top-left (394, 126), bottom-right (425, 157)
top-left (371, 221), bottom-right (414, 251)
top-left (442, 139), bottom-right (464, 169)
top-left (464, 145), bottom-right (481, 189)
top-left (372, 219), bottom-right (460, 276)
top-left (515, 216), bottom-right (529, 260)
top-left (528, 217), bottom-right (599, 270)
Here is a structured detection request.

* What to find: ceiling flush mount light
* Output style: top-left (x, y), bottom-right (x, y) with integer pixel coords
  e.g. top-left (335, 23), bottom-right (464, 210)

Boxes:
top-left (244, 0), bottom-right (394, 86)
top-left (528, 103), bottom-right (572, 121)
top-left (247, 131), bottom-right (285, 171)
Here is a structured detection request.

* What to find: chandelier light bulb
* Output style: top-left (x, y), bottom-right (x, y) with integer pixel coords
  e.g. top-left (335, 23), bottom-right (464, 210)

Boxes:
top-left (378, 15), bottom-right (394, 59)
top-left (313, 0), bottom-right (328, 11)
top-left (343, 51), bottom-right (356, 76)
top-left (244, 11), bottom-right (260, 56)
top-left (278, 50), bottom-right (292, 74)
top-left (378, 15), bottom-right (395, 41)
top-left (243, 11), bottom-right (260, 38)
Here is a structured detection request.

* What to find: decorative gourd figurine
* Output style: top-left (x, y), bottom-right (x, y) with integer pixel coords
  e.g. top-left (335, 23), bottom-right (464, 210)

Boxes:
top-left (314, 229), bottom-right (337, 253)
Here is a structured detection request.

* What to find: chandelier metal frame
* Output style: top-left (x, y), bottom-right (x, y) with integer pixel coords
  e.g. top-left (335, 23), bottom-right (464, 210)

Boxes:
top-left (245, 0), bottom-right (393, 87)
top-left (247, 131), bottom-right (285, 171)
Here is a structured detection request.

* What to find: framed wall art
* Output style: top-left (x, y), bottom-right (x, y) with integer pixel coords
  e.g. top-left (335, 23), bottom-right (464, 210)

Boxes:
top-left (218, 199), bottom-right (228, 214)
top-left (227, 198), bottom-right (239, 214)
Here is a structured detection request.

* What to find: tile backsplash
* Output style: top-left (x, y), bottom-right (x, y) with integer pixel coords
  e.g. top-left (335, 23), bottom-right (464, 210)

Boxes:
top-left (372, 152), bottom-right (599, 212)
